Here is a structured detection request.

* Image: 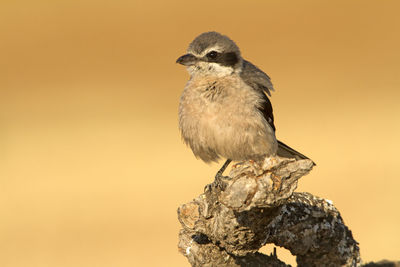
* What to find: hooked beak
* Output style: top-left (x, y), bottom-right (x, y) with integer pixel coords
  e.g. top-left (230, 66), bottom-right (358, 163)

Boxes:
top-left (176, 53), bottom-right (197, 66)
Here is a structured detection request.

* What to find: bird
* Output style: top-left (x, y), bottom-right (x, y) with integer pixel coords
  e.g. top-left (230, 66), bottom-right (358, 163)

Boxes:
top-left (176, 31), bottom-right (314, 186)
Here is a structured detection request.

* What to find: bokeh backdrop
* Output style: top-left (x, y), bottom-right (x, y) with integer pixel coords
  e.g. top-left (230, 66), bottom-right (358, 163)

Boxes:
top-left (1, 0), bottom-right (399, 266)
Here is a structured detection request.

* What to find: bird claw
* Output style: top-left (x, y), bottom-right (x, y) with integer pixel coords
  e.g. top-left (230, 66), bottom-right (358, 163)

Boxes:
top-left (204, 174), bottom-right (231, 192)
top-left (214, 173), bottom-right (231, 190)
top-left (204, 159), bottom-right (232, 193)
top-left (204, 183), bottom-right (212, 193)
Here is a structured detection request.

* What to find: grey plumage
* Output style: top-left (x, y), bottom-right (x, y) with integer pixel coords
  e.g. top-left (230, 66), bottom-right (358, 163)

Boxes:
top-left (276, 140), bottom-right (312, 161)
top-left (177, 31), bottom-right (314, 169)
top-left (240, 60), bottom-right (274, 96)
top-left (188, 32), bottom-right (240, 59)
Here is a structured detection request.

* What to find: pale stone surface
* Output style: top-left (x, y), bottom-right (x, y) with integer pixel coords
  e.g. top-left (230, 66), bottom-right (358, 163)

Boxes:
top-left (177, 157), bottom-right (397, 266)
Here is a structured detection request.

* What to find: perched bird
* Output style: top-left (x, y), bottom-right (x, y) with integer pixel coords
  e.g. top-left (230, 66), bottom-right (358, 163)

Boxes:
top-left (177, 31), bottom-right (314, 185)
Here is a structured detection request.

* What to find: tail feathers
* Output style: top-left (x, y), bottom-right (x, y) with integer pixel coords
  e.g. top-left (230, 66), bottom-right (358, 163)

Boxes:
top-left (277, 140), bottom-right (316, 166)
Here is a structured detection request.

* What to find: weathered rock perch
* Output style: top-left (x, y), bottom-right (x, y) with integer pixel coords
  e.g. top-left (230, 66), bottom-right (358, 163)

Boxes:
top-left (177, 157), bottom-right (361, 266)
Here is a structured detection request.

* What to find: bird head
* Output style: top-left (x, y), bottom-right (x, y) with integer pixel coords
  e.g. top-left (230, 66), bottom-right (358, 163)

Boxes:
top-left (176, 32), bottom-right (242, 77)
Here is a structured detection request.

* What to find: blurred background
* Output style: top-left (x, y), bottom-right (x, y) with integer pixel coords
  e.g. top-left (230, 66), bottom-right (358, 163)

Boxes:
top-left (1, 0), bottom-right (399, 266)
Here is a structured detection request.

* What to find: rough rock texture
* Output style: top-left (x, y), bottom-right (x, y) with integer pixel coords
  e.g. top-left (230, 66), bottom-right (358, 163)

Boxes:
top-left (178, 157), bottom-right (362, 266)
top-left (177, 157), bottom-right (398, 266)
top-left (362, 261), bottom-right (400, 267)
top-left (178, 229), bottom-right (289, 267)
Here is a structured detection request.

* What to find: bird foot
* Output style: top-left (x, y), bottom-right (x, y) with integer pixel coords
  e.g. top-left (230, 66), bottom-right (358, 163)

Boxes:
top-left (204, 174), bottom-right (231, 192)
top-left (214, 173), bottom-right (231, 190)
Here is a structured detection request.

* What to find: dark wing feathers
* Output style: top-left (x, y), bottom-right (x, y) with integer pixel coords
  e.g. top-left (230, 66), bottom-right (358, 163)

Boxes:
top-left (240, 60), bottom-right (274, 96)
top-left (240, 60), bottom-right (315, 164)
top-left (258, 95), bottom-right (275, 132)
top-left (240, 60), bottom-right (276, 131)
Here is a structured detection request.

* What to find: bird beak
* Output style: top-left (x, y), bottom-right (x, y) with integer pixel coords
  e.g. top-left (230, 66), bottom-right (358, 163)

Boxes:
top-left (176, 53), bottom-right (197, 66)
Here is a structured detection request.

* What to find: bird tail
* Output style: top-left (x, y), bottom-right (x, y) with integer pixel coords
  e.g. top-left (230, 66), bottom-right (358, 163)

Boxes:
top-left (277, 140), bottom-right (316, 166)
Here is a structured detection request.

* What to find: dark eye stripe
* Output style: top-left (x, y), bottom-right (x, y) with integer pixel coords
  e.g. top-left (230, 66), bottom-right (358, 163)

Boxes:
top-left (219, 52), bottom-right (239, 66)
top-left (204, 52), bottom-right (239, 67)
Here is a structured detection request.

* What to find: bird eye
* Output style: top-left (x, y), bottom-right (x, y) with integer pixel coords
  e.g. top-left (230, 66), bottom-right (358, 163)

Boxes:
top-left (206, 51), bottom-right (218, 59)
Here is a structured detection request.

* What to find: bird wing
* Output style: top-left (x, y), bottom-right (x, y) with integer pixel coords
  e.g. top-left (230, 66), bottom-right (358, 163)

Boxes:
top-left (240, 60), bottom-right (315, 164)
top-left (240, 60), bottom-right (274, 96)
top-left (240, 60), bottom-right (276, 131)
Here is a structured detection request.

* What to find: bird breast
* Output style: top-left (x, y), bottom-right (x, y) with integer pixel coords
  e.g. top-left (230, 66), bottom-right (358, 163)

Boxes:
top-left (179, 74), bottom-right (277, 162)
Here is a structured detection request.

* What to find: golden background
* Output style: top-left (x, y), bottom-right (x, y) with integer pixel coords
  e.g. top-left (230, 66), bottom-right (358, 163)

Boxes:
top-left (1, 0), bottom-right (399, 266)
